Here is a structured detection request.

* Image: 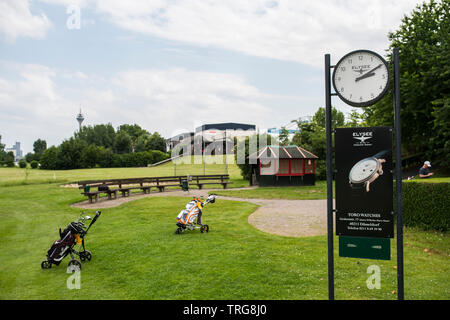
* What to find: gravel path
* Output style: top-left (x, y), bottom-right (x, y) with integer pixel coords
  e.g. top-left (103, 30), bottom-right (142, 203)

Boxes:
top-left (70, 188), bottom-right (330, 238)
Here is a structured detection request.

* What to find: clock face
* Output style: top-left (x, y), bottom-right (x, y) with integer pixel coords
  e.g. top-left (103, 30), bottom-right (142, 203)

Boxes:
top-left (349, 158), bottom-right (378, 183)
top-left (332, 50), bottom-right (389, 107)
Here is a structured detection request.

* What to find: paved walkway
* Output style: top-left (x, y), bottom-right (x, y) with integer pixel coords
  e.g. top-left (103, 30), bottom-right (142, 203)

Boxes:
top-left (71, 188), bottom-right (330, 238)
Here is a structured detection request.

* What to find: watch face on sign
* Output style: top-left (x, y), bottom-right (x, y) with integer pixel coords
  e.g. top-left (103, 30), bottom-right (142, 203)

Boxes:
top-left (349, 158), bottom-right (377, 183)
top-left (332, 50), bottom-right (390, 107)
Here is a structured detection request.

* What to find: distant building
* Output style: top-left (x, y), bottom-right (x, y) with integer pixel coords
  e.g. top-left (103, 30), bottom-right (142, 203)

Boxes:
top-left (168, 122), bottom-right (256, 155)
top-left (167, 132), bottom-right (194, 151)
top-left (195, 122), bottom-right (256, 154)
top-left (6, 141), bottom-right (23, 162)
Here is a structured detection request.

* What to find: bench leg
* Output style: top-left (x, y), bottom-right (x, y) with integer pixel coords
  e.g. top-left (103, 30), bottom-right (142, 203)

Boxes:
top-left (95, 194), bottom-right (99, 202)
top-left (88, 195), bottom-right (94, 203)
top-left (158, 186), bottom-right (165, 192)
top-left (222, 183), bottom-right (228, 189)
top-left (198, 184), bottom-right (203, 190)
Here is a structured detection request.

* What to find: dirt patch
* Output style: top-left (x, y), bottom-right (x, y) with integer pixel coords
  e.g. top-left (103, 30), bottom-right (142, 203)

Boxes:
top-left (247, 199), bottom-right (329, 237)
top-left (61, 184), bottom-right (78, 188)
top-left (71, 188), bottom-right (330, 238)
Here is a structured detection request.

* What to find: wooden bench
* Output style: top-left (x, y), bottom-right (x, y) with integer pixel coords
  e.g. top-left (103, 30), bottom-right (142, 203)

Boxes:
top-left (77, 174), bottom-right (231, 201)
top-left (81, 189), bottom-right (118, 203)
top-left (195, 181), bottom-right (233, 189)
top-left (190, 174), bottom-right (232, 189)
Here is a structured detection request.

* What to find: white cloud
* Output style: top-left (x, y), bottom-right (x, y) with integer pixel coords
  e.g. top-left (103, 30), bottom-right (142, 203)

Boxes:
top-left (93, 0), bottom-right (421, 67)
top-left (108, 68), bottom-right (276, 137)
top-left (0, 0), bottom-right (52, 41)
top-left (0, 63), bottom-right (290, 152)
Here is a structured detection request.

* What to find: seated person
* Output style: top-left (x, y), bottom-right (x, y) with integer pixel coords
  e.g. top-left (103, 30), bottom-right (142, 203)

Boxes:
top-left (418, 161), bottom-right (433, 178)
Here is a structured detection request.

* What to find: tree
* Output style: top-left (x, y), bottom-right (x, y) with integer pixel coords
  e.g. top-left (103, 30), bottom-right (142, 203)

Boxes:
top-left (57, 138), bottom-right (87, 169)
top-left (25, 152), bottom-right (39, 163)
top-left (40, 146), bottom-right (59, 170)
top-left (147, 132), bottom-right (167, 153)
top-left (114, 131), bottom-right (132, 154)
top-left (278, 127), bottom-right (290, 146)
top-left (30, 160), bottom-right (39, 169)
top-left (117, 124), bottom-right (149, 152)
top-left (363, 0), bottom-right (450, 168)
top-left (345, 109), bottom-right (367, 128)
top-left (291, 107), bottom-right (348, 179)
top-left (80, 144), bottom-right (100, 168)
top-left (75, 124), bottom-right (116, 149)
top-left (4, 151), bottom-right (15, 167)
top-left (0, 135), bottom-right (5, 164)
top-left (311, 106), bottom-right (345, 129)
top-left (18, 159), bottom-right (27, 168)
top-left (97, 148), bottom-right (114, 168)
top-left (134, 134), bottom-right (152, 153)
top-left (33, 139), bottom-right (47, 155)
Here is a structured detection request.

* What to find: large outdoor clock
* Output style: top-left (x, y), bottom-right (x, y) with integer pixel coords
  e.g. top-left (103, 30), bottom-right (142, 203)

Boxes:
top-left (332, 49), bottom-right (390, 107)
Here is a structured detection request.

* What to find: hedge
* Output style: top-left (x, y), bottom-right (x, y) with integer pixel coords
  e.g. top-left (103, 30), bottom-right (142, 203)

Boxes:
top-left (400, 182), bottom-right (450, 231)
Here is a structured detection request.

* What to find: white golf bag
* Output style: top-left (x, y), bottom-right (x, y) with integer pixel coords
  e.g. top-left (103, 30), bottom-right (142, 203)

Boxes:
top-left (175, 195), bottom-right (215, 234)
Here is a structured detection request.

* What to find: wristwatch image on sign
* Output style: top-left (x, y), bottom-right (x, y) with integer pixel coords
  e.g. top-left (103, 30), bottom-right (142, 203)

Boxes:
top-left (349, 150), bottom-right (390, 192)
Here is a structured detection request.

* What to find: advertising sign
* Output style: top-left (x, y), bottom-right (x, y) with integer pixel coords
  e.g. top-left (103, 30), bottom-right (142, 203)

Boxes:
top-left (335, 127), bottom-right (394, 238)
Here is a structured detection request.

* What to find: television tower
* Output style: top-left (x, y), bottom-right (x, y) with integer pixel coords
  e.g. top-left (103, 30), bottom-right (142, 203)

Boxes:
top-left (76, 108), bottom-right (84, 131)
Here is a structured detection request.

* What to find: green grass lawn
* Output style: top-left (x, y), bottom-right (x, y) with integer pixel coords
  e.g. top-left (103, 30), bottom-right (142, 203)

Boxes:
top-left (0, 179), bottom-right (449, 299)
top-left (214, 177), bottom-right (450, 200)
top-left (215, 180), bottom-right (328, 200)
top-left (0, 155), bottom-right (248, 188)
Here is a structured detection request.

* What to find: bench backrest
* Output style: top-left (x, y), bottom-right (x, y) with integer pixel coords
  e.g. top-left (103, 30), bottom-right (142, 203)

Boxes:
top-left (78, 174), bottom-right (230, 189)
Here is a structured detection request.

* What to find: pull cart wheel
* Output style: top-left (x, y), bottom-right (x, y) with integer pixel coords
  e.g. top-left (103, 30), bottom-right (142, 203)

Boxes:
top-left (84, 250), bottom-right (92, 261)
top-left (175, 228), bottom-right (183, 234)
top-left (41, 260), bottom-right (52, 269)
top-left (80, 250), bottom-right (92, 262)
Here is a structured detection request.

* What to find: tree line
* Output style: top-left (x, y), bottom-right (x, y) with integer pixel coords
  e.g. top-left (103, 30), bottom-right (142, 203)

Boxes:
top-left (1, 123), bottom-right (169, 170)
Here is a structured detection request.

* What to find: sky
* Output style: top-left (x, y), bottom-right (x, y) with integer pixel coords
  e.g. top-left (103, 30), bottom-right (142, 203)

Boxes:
top-left (0, 0), bottom-right (422, 154)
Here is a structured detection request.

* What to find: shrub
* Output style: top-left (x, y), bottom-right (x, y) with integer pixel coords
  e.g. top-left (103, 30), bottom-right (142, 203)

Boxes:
top-left (400, 182), bottom-right (450, 231)
top-left (30, 160), bottom-right (39, 169)
top-left (40, 146), bottom-right (60, 170)
top-left (4, 151), bottom-right (15, 167)
top-left (18, 159), bottom-right (27, 168)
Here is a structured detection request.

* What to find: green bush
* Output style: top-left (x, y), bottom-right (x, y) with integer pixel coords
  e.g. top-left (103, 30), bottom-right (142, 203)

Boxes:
top-left (30, 160), bottom-right (39, 169)
top-left (18, 159), bottom-right (27, 168)
top-left (109, 151), bottom-right (170, 168)
top-left (401, 182), bottom-right (450, 231)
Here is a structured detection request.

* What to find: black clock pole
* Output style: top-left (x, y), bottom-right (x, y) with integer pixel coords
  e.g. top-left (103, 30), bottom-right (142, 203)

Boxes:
top-left (393, 47), bottom-right (404, 300)
top-left (325, 53), bottom-right (334, 300)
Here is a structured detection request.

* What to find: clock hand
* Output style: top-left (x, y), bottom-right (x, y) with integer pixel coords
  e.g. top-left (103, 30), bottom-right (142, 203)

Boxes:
top-left (355, 72), bottom-right (375, 82)
top-left (355, 64), bottom-right (382, 82)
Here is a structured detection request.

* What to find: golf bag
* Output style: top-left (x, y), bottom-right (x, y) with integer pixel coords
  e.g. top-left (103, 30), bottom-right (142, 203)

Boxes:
top-left (175, 194), bottom-right (215, 234)
top-left (41, 211), bottom-right (101, 270)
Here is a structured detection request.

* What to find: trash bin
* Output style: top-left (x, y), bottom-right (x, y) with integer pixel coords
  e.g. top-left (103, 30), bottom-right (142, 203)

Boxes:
top-left (182, 180), bottom-right (189, 191)
top-left (83, 185), bottom-right (91, 193)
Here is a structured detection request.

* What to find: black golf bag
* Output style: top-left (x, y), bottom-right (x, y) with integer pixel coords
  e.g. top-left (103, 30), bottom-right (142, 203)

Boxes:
top-left (41, 211), bottom-right (101, 270)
